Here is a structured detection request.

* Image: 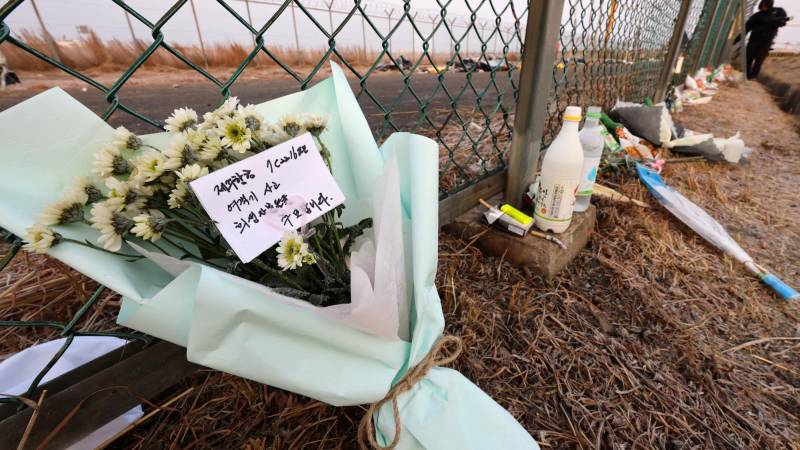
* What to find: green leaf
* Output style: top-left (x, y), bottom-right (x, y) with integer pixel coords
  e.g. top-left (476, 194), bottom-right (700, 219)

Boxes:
top-left (271, 287), bottom-right (313, 299)
top-left (342, 217), bottom-right (373, 254)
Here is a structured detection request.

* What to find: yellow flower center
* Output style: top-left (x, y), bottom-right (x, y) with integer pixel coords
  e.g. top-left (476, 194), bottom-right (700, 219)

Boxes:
top-left (285, 239), bottom-right (301, 259)
top-left (226, 123), bottom-right (245, 142)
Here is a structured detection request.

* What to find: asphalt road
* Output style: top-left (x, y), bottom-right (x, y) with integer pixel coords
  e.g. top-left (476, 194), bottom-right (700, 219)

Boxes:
top-left (0, 71), bottom-right (518, 136)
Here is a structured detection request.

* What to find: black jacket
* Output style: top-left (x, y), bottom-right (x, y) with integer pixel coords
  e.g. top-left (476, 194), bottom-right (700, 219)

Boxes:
top-left (746, 7), bottom-right (789, 45)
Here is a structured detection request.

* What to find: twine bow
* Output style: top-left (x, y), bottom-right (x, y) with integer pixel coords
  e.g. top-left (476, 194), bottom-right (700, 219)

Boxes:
top-left (357, 335), bottom-right (463, 450)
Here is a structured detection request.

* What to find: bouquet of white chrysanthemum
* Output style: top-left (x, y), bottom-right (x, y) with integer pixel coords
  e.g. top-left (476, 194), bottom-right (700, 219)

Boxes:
top-left (25, 97), bottom-right (370, 307)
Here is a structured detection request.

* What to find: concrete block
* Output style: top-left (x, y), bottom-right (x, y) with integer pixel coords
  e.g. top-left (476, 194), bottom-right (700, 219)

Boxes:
top-left (443, 201), bottom-right (596, 279)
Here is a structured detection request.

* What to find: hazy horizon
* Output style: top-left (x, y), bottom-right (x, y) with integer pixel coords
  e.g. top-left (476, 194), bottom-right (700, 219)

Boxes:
top-left (2, 0), bottom-right (799, 55)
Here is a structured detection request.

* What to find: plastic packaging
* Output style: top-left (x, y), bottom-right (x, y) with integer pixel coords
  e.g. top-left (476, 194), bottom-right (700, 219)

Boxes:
top-left (481, 200), bottom-right (534, 237)
top-left (500, 204), bottom-right (533, 226)
top-left (685, 75), bottom-right (699, 91)
top-left (599, 125), bottom-right (621, 153)
top-left (715, 132), bottom-right (745, 163)
top-left (575, 106), bottom-right (604, 212)
top-left (534, 106), bottom-right (583, 233)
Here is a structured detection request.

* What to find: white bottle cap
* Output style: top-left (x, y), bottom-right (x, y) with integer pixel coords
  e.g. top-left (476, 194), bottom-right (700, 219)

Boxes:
top-left (563, 106), bottom-right (582, 122)
top-left (586, 106), bottom-right (602, 119)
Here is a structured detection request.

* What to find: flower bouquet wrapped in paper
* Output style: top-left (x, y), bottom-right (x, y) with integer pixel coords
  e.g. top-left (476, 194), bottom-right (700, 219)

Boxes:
top-left (0, 63), bottom-right (536, 449)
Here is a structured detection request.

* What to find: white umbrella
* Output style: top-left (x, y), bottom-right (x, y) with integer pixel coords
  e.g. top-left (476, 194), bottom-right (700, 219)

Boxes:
top-left (637, 164), bottom-right (798, 301)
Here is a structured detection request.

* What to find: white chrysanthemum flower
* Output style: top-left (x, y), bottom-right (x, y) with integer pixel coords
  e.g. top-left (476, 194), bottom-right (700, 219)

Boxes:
top-left (199, 110), bottom-right (220, 131)
top-left (162, 133), bottom-right (198, 171)
top-left (67, 176), bottom-right (104, 204)
top-left (156, 173), bottom-right (178, 191)
top-left (131, 149), bottom-right (167, 183)
top-left (185, 128), bottom-right (208, 150)
top-left (259, 124), bottom-right (290, 147)
top-left (238, 104), bottom-right (264, 133)
top-left (90, 201), bottom-right (132, 252)
top-left (92, 146), bottom-right (131, 178)
top-left (164, 108), bottom-right (198, 133)
top-left (38, 188), bottom-right (88, 226)
top-left (131, 210), bottom-right (168, 242)
top-left (104, 177), bottom-right (131, 205)
top-left (199, 135), bottom-right (224, 162)
top-left (300, 113), bottom-right (328, 137)
top-left (217, 115), bottom-right (252, 153)
top-left (215, 96), bottom-right (240, 118)
top-left (176, 164), bottom-right (209, 183)
top-left (279, 114), bottom-right (304, 137)
top-left (105, 178), bottom-right (152, 212)
top-left (276, 230), bottom-right (313, 271)
top-left (23, 224), bottom-right (60, 254)
top-left (168, 183), bottom-right (189, 209)
top-left (113, 126), bottom-right (142, 151)
top-left (302, 252), bottom-right (317, 265)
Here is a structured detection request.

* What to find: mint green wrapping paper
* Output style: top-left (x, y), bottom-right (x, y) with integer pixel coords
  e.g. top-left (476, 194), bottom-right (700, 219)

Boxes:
top-left (0, 64), bottom-right (536, 449)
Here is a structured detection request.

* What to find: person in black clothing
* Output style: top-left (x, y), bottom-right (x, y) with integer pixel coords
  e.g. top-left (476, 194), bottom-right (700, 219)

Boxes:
top-left (745, 0), bottom-right (790, 78)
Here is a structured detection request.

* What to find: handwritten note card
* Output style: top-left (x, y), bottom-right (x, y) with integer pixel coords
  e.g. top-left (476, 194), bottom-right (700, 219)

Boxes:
top-left (190, 133), bottom-right (345, 263)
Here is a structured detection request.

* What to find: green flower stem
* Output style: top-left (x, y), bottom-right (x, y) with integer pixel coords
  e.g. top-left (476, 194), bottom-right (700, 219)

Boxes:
top-left (307, 266), bottom-right (326, 290)
top-left (159, 235), bottom-right (234, 273)
top-left (163, 229), bottom-right (225, 257)
top-left (168, 220), bottom-right (217, 246)
top-left (310, 136), bottom-right (346, 267)
top-left (142, 144), bottom-right (162, 152)
top-left (311, 232), bottom-right (338, 272)
top-left (164, 209), bottom-right (212, 234)
top-left (248, 258), bottom-right (306, 291)
top-left (168, 203), bottom-right (207, 222)
top-left (168, 217), bottom-right (213, 229)
top-left (251, 136), bottom-right (267, 152)
top-left (145, 239), bottom-right (171, 255)
top-left (319, 216), bottom-right (346, 270)
top-left (183, 256), bottom-right (229, 272)
top-left (60, 237), bottom-right (144, 259)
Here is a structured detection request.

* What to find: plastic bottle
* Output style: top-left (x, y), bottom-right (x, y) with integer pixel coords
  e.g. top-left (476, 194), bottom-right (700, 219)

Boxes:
top-left (534, 106), bottom-right (584, 234)
top-left (575, 106), bottom-right (604, 212)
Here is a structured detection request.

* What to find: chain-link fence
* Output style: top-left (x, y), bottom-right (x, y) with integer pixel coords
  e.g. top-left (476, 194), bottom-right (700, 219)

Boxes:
top-left (0, 0), bottom-right (739, 420)
top-left (545, 0), bottom-right (683, 143)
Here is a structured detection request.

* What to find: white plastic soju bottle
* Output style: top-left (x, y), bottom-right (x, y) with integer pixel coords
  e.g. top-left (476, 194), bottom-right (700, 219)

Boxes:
top-left (534, 106), bottom-right (584, 234)
top-left (575, 106), bottom-right (604, 212)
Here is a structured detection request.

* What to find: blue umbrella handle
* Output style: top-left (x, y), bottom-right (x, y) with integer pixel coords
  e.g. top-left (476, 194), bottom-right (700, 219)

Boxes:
top-left (760, 273), bottom-right (800, 301)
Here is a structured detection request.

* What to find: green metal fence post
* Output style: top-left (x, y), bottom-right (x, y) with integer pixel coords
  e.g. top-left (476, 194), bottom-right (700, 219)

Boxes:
top-left (655, 0), bottom-right (694, 103)
top-left (712, 1), bottom-right (737, 66)
top-left (718, 0), bottom-right (745, 69)
top-left (695, 0), bottom-right (723, 69)
top-left (739, 0), bottom-right (748, 78)
top-left (708, 0), bottom-right (733, 68)
top-left (707, 0), bottom-right (734, 67)
top-left (505, 0), bottom-right (565, 209)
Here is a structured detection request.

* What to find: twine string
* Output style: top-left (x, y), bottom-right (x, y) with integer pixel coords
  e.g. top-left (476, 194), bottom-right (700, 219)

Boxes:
top-left (357, 335), bottom-right (463, 450)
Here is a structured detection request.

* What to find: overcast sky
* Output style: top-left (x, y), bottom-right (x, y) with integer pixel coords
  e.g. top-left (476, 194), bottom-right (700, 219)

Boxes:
top-left (3, 0), bottom-right (799, 53)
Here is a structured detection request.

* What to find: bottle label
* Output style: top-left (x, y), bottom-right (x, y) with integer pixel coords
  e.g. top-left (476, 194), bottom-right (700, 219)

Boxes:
top-left (576, 157), bottom-right (601, 197)
top-left (535, 178), bottom-right (578, 222)
top-left (599, 127), bottom-right (621, 152)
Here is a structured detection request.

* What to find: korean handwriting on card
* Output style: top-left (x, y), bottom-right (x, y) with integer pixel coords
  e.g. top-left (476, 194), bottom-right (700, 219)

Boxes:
top-left (189, 132), bottom-right (345, 263)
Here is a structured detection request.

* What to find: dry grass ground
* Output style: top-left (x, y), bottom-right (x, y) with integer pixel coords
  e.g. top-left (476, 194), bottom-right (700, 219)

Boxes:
top-left (759, 55), bottom-right (800, 115)
top-left (3, 30), bottom-right (383, 73)
top-left (761, 55), bottom-right (800, 86)
top-left (2, 29), bottom-right (514, 81)
top-left (0, 80), bottom-right (799, 449)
